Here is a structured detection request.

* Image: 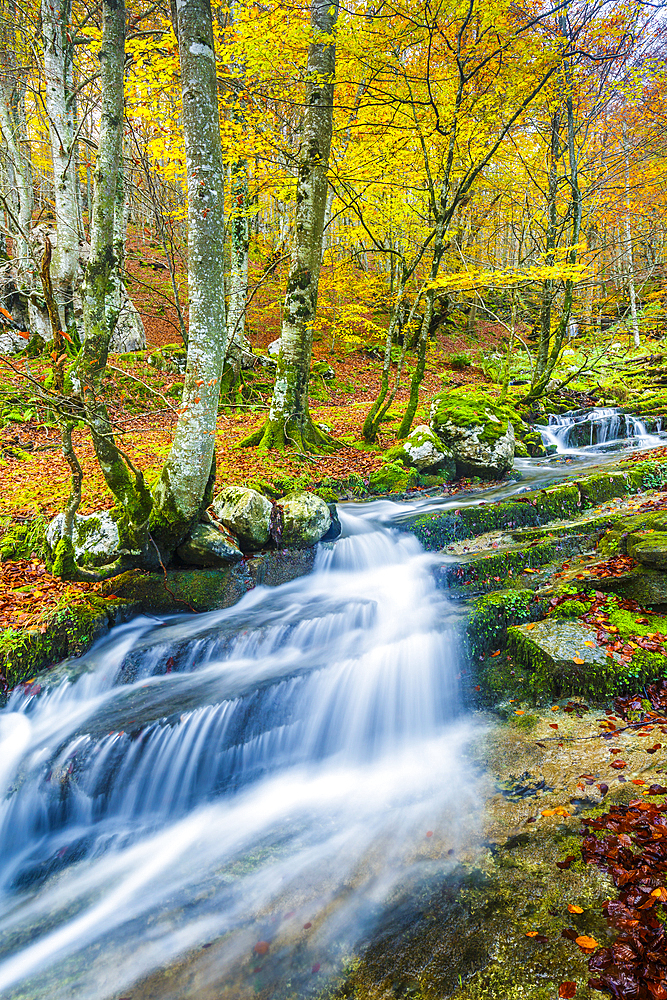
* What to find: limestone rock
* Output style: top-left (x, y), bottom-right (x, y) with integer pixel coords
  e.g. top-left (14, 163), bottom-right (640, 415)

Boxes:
top-left (508, 619), bottom-right (623, 696)
top-left (430, 390), bottom-right (515, 479)
top-left (385, 425), bottom-right (456, 476)
top-left (176, 522), bottom-right (243, 567)
top-left (212, 486), bottom-right (272, 551)
top-left (46, 510), bottom-right (129, 567)
top-left (276, 492), bottom-right (331, 547)
top-left (627, 531), bottom-right (667, 569)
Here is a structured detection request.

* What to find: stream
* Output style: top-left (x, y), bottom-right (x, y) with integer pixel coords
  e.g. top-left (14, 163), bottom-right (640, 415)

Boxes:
top-left (0, 408), bottom-right (664, 999)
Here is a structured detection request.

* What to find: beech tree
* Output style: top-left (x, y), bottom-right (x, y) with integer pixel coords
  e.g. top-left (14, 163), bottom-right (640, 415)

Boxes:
top-left (242, 0), bottom-right (339, 452)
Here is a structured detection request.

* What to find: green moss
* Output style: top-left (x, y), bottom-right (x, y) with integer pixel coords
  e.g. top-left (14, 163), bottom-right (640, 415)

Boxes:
top-left (549, 600), bottom-right (590, 619)
top-left (431, 387), bottom-right (519, 446)
top-left (368, 462), bottom-right (419, 495)
top-left (0, 516), bottom-right (48, 561)
top-left (467, 590), bottom-right (540, 659)
top-left (0, 595), bottom-right (132, 691)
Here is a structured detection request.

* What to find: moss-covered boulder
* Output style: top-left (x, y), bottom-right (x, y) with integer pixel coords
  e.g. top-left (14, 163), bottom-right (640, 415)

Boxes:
top-left (430, 388), bottom-right (516, 479)
top-left (45, 510), bottom-right (131, 568)
top-left (595, 565), bottom-right (667, 605)
top-left (368, 461), bottom-right (419, 495)
top-left (276, 492), bottom-right (331, 547)
top-left (385, 424), bottom-right (456, 476)
top-left (176, 522), bottom-right (243, 567)
top-left (212, 486), bottom-right (272, 551)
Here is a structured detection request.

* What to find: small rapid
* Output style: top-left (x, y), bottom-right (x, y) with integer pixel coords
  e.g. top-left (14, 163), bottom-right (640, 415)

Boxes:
top-left (0, 508), bottom-right (477, 1000)
top-left (537, 406), bottom-right (665, 455)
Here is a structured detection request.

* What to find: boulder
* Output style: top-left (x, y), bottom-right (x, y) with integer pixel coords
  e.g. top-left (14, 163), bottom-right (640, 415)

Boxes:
top-left (276, 492), bottom-right (331, 547)
top-left (430, 389), bottom-right (515, 479)
top-left (385, 425), bottom-right (456, 476)
top-left (176, 522), bottom-right (243, 567)
top-left (212, 486), bottom-right (273, 551)
top-left (268, 338), bottom-right (281, 356)
top-left (508, 619), bottom-right (624, 698)
top-left (369, 462), bottom-right (419, 495)
top-left (46, 510), bottom-right (127, 567)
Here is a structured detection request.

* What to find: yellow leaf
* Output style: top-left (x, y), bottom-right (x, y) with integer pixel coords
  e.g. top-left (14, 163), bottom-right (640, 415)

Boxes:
top-left (568, 904), bottom-right (584, 914)
top-left (573, 656), bottom-right (585, 665)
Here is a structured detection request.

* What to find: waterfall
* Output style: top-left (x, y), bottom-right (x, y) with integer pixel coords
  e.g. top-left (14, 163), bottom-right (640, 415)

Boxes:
top-left (0, 509), bottom-right (478, 1000)
top-left (537, 406), bottom-right (665, 454)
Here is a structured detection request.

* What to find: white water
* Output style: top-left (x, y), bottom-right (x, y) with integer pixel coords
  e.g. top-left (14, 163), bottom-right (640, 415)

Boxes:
top-left (538, 406), bottom-right (665, 454)
top-left (0, 509), bottom-right (478, 999)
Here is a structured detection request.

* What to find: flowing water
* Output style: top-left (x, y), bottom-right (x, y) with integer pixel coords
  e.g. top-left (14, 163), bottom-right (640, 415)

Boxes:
top-left (0, 414), bottom-right (665, 999)
top-left (537, 406), bottom-right (665, 455)
top-left (0, 510), bottom-right (478, 1000)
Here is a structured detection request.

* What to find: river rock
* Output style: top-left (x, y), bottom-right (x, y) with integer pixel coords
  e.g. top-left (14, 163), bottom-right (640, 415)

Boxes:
top-left (385, 425), bottom-right (456, 476)
top-left (276, 492), bottom-right (331, 547)
top-left (430, 390), bottom-right (515, 479)
top-left (46, 510), bottom-right (126, 566)
top-left (508, 619), bottom-right (623, 696)
top-left (176, 522), bottom-right (243, 567)
top-left (212, 486), bottom-right (272, 551)
top-left (627, 530), bottom-right (667, 569)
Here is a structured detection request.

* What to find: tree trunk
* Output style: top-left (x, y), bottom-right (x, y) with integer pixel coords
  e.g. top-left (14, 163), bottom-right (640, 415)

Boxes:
top-left (244, 0), bottom-right (339, 452)
top-left (151, 0), bottom-right (228, 555)
top-left (42, 0), bottom-right (79, 336)
top-left (531, 108), bottom-right (561, 390)
top-left (622, 122), bottom-right (640, 349)
top-left (77, 0), bottom-right (153, 563)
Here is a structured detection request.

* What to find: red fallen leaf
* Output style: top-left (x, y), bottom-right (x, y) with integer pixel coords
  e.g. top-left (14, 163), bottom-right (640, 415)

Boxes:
top-left (559, 984), bottom-right (577, 999)
top-left (253, 941), bottom-right (270, 955)
top-left (549, 723), bottom-right (559, 729)
top-left (561, 928), bottom-right (579, 941)
top-left (610, 761), bottom-right (627, 769)
top-left (647, 784), bottom-right (667, 795)
top-left (598, 783), bottom-right (609, 795)
top-left (311, 963), bottom-right (321, 974)
top-left (556, 855), bottom-right (577, 870)
top-left (303, 922), bottom-right (312, 929)
top-left (425, 830), bottom-right (433, 838)
top-left (490, 650), bottom-right (501, 657)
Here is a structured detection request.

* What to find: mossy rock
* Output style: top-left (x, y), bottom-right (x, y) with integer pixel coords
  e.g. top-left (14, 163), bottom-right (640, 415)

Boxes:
top-left (430, 387), bottom-right (516, 479)
top-left (0, 595), bottom-right (134, 691)
top-left (0, 516), bottom-right (48, 561)
top-left (368, 462), bottom-right (419, 495)
top-left (508, 619), bottom-right (666, 700)
top-left (385, 424), bottom-right (456, 476)
top-left (466, 589), bottom-right (542, 660)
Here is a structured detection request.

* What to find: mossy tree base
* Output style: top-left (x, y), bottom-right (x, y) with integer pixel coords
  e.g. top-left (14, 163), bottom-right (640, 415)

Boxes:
top-left (240, 415), bottom-right (337, 453)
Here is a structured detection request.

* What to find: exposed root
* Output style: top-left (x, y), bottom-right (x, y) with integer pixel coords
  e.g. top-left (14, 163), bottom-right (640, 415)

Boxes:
top-left (240, 416), bottom-right (337, 454)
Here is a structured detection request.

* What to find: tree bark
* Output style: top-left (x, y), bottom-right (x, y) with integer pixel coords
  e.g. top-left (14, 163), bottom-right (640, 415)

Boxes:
top-left (151, 0), bottom-right (228, 555)
top-left (78, 0), bottom-right (153, 555)
top-left (245, 0), bottom-right (339, 452)
top-left (42, 0), bottom-right (79, 336)
top-left (622, 121), bottom-right (640, 348)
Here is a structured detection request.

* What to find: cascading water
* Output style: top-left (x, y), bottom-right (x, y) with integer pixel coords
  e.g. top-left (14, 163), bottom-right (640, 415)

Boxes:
top-left (538, 406), bottom-right (665, 454)
top-left (0, 508), bottom-right (478, 1000)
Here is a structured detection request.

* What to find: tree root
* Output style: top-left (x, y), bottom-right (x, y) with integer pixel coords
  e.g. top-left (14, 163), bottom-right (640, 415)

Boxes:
top-left (240, 415), bottom-right (337, 454)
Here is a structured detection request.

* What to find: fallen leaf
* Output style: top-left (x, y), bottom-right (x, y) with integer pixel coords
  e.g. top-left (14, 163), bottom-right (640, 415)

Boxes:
top-left (567, 904), bottom-right (584, 914)
top-left (572, 656), bottom-right (585, 665)
top-left (254, 941), bottom-right (270, 955)
top-left (559, 984), bottom-right (577, 999)
top-left (575, 935), bottom-right (599, 953)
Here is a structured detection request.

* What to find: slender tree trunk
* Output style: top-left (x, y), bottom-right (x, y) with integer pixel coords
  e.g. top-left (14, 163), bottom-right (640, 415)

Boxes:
top-left (532, 108), bottom-right (561, 389)
top-left (243, 0), bottom-right (339, 452)
top-left (151, 0), bottom-right (228, 555)
top-left (397, 221), bottom-right (445, 439)
top-left (42, 0), bottom-right (79, 336)
top-left (622, 121), bottom-right (640, 348)
top-left (78, 0), bottom-right (153, 562)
